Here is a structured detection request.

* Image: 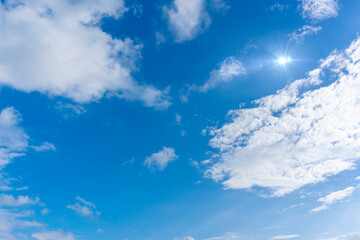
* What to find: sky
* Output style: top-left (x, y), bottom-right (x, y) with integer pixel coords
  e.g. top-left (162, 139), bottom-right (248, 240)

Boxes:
top-left (0, 0), bottom-right (360, 239)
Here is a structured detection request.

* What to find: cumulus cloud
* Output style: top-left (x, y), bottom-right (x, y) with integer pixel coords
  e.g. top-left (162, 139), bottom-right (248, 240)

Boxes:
top-left (163, 0), bottom-right (210, 42)
top-left (67, 196), bottom-right (100, 217)
top-left (300, 0), bottom-right (339, 20)
top-left (311, 186), bottom-right (355, 212)
top-left (0, 195), bottom-right (40, 207)
top-left (0, 0), bottom-right (170, 109)
top-left (270, 235), bottom-right (299, 240)
top-left (290, 25), bottom-right (322, 42)
top-left (205, 36), bottom-right (360, 196)
top-left (144, 147), bottom-right (178, 170)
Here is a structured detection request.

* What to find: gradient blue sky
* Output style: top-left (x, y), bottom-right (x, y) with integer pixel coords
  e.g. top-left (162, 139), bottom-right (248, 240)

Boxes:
top-left (1, 0), bottom-right (360, 239)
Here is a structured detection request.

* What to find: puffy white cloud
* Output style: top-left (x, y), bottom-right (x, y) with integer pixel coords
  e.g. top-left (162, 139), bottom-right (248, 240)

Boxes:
top-left (32, 231), bottom-right (75, 240)
top-left (0, 195), bottom-right (40, 207)
top-left (311, 186), bottom-right (355, 212)
top-left (290, 25), bottom-right (322, 42)
top-left (144, 147), bottom-right (178, 170)
top-left (205, 36), bottom-right (360, 196)
top-left (270, 235), bottom-right (299, 240)
top-left (67, 196), bottom-right (100, 217)
top-left (300, 0), bottom-right (339, 20)
top-left (163, 0), bottom-right (210, 42)
top-left (0, 0), bottom-right (170, 109)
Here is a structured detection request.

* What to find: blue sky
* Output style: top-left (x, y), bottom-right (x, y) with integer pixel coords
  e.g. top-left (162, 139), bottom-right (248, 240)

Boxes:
top-left (1, 0), bottom-right (360, 239)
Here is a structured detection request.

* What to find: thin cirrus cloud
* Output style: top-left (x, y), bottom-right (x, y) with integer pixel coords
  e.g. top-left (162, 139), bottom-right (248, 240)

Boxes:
top-left (32, 231), bottom-right (75, 240)
top-left (144, 147), bottom-right (178, 171)
top-left (270, 235), bottom-right (300, 240)
top-left (0, 0), bottom-right (170, 109)
top-left (311, 186), bottom-right (355, 212)
top-left (300, 0), bottom-right (339, 20)
top-left (205, 36), bottom-right (360, 197)
top-left (163, 0), bottom-right (210, 42)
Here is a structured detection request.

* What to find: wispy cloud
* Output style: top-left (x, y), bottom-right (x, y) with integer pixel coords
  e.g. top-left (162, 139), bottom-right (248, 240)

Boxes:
top-left (144, 147), bottom-right (178, 170)
top-left (67, 196), bottom-right (100, 217)
top-left (270, 235), bottom-right (299, 240)
top-left (182, 57), bottom-right (246, 101)
top-left (311, 187), bottom-right (355, 212)
top-left (290, 25), bottom-right (322, 42)
top-left (300, 0), bottom-right (339, 20)
top-left (205, 36), bottom-right (360, 196)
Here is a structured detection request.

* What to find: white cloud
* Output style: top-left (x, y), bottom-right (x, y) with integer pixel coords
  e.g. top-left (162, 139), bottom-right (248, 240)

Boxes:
top-left (67, 196), bottom-right (100, 217)
top-left (290, 25), bottom-right (322, 42)
top-left (0, 0), bottom-right (170, 109)
top-left (144, 147), bottom-right (178, 170)
top-left (311, 186), bottom-right (355, 212)
top-left (41, 208), bottom-right (50, 215)
top-left (204, 232), bottom-right (242, 240)
top-left (182, 57), bottom-right (246, 101)
top-left (270, 235), bottom-right (299, 240)
top-left (163, 0), bottom-right (210, 42)
top-left (32, 142), bottom-right (56, 152)
top-left (205, 36), bottom-right (360, 196)
top-left (319, 232), bottom-right (360, 240)
top-left (0, 195), bottom-right (40, 207)
top-left (32, 231), bottom-right (75, 240)
top-left (300, 0), bottom-right (339, 20)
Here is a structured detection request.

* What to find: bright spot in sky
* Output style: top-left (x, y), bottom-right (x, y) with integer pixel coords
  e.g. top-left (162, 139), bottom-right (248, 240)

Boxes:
top-left (278, 56), bottom-right (292, 65)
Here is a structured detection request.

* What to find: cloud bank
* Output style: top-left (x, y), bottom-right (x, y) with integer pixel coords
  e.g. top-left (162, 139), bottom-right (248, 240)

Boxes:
top-left (206, 36), bottom-right (360, 196)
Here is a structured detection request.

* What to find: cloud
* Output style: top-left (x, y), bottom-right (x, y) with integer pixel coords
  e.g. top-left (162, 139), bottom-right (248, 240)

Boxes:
top-left (144, 147), bottom-right (178, 170)
top-left (318, 232), bottom-right (360, 240)
top-left (290, 25), bottom-right (322, 42)
top-left (0, 0), bottom-right (170, 109)
top-left (311, 186), bottom-right (355, 212)
top-left (270, 3), bottom-right (290, 12)
top-left (182, 57), bottom-right (246, 101)
top-left (0, 195), bottom-right (40, 207)
top-left (300, 0), bottom-right (339, 20)
top-left (163, 0), bottom-right (210, 42)
top-left (32, 231), bottom-right (75, 240)
top-left (204, 232), bottom-right (242, 240)
top-left (270, 235), bottom-right (299, 240)
top-left (205, 36), bottom-right (360, 196)
top-left (31, 142), bottom-right (56, 152)
top-left (67, 197), bottom-right (100, 217)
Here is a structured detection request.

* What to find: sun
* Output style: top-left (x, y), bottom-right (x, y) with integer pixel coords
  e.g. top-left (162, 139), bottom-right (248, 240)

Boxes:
top-left (278, 56), bottom-right (292, 65)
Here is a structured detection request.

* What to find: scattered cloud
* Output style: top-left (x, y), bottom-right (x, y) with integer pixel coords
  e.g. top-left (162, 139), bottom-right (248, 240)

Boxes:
top-left (31, 142), bottom-right (56, 152)
top-left (300, 0), bottom-right (339, 20)
top-left (290, 25), bottom-right (322, 42)
top-left (163, 0), bottom-right (210, 42)
top-left (0, 0), bottom-right (170, 109)
top-left (144, 147), bottom-right (178, 170)
top-left (311, 187), bottom-right (355, 212)
top-left (32, 231), bottom-right (75, 240)
top-left (182, 57), bottom-right (246, 101)
top-left (270, 3), bottom-right (290, 12)
top-left (41, 208), bottom-right (50, 215)
top-left (205, 36), bottom-right (360, 196)
top-left (211, 0), bottom-right (230, 12)
top-left (270, 235), bottom-right (299, 240)
top-left (176, 113), bottom-right (182, 125)
top-left (0, 195), bottom-right (40, 207)
top-left (67, 196), bottom-right (100, 217)
top-left (54, 102), bottom-right (87, 118)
